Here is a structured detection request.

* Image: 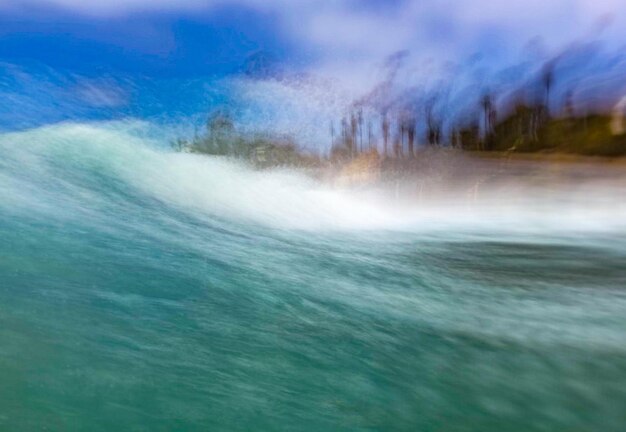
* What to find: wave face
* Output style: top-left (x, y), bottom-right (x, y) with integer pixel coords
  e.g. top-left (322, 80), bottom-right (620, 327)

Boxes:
top-left (1, 121), bottom-right (626, 431)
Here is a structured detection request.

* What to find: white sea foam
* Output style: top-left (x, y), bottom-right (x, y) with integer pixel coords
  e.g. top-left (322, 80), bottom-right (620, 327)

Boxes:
top-left (1, 121), bottom-right (625, 236)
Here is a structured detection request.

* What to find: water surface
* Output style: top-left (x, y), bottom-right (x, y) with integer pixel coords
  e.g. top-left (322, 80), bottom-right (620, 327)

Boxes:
top-left (1, 122), bottom-right (626, 431)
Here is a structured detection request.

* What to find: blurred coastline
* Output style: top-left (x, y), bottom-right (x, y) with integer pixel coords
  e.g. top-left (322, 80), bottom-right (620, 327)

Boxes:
top-left (171, 107), bottom-right (626, 193)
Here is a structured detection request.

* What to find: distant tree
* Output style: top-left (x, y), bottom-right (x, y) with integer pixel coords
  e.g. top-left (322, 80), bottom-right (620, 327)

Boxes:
top-left (205, 110), bottom-right (236, 154)
top-left (393, 132), bottom-right (401, 157)
top-left (341, 116), bottom-right (348, 148)
top-left (563, 90), bottom-right (575, 118)
top-left (426, 114), bottom-right (441, 146)
top-left (450, 127), bottom-right (458, 148)
top-left (407, 120), bottom-right (416, 156)
top-left (481, 94), bottom-right (493, 136)
top-left (350, 112), bottom-right (358, 156)
top-left (542, 62), bottom-right (555, 117)
top-left (425, 97), bottom-right (441, 146)
top-left (489, 106), bottom-right (497, 135)
top-left (357, 108), bottom-right (364, 153)
top-left (481, 93), bottom-right (497, 150)
top-left (207, 111), bottom-right (234, 136)
top-left (399, 120), bottom-right (406, 157)
top-left (459, 122), bottom-right (480, 150)
top-left (382, 113), bottom-right (390, 156)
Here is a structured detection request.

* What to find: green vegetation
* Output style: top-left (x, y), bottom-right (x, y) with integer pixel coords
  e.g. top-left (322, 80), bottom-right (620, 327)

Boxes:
top-left (175, 101), bottom-right (626, 174)
top-left (458, 104), bottom-right (626, 157)
top-left (172, 111), bottom-right (319, 168)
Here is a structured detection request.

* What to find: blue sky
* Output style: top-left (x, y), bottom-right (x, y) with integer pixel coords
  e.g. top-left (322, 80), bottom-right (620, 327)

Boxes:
top-left (2, 0), bottom-right (626, 143)
top-left (0, 3), bottom-right (292, 77)
top-left (3, 0), bottom-right (625, 79)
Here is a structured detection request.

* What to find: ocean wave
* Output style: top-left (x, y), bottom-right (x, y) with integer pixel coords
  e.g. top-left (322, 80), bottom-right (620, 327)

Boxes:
top-left (1, 120), bottom-right (626, 236)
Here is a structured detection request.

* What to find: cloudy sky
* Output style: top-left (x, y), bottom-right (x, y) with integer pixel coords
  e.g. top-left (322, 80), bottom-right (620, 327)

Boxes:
top-left (2, 0), bottom-right (626, 141)
top-left (2, 0), bottom-right (625, 79)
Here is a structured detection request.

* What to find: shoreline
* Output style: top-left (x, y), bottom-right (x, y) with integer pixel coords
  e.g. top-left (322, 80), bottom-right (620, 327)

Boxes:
top-left (321, 147), bottom-right (626, 192)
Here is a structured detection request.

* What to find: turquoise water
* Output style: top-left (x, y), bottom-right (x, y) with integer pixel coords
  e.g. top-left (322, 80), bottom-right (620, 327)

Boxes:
top-left (1, 122), bottom-right (626, 431)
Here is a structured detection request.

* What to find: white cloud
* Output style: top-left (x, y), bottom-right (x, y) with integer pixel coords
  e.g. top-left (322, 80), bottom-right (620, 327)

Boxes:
top-left (5, 0), bottom-right (626, 94)
top-left (7, 0), bottom-right (626, 49)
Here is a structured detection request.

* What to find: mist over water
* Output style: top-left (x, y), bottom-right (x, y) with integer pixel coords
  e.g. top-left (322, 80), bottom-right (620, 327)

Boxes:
top-left (1, 120), bottom-right (626, 430)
